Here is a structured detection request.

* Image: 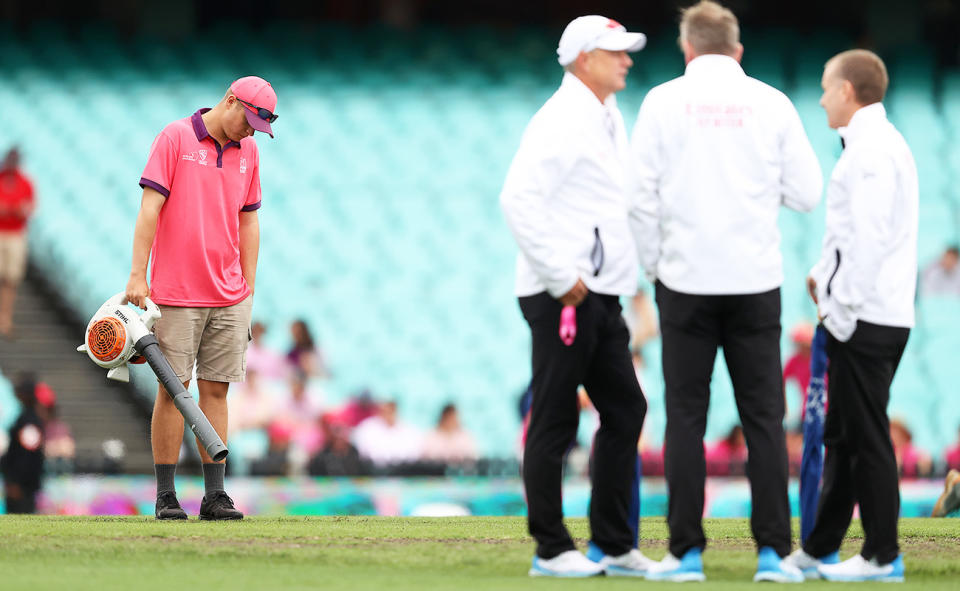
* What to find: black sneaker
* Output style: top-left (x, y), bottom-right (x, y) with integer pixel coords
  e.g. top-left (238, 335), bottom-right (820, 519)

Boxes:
top-left (198, 490), bottom-right (244, 520)
top-left (155, 491), bottom-right (187, 520)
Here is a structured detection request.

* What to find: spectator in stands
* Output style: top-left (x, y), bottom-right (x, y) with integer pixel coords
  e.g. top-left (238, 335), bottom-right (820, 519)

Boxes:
top-left (249, 421), bottom-right (292, 476)
top-left (35, 383), bottom-right (75, 475)
top-left (920, 245), bottom-right (960, 296)
top-left (125, 76), bottom-right (277, 521)
top-left (275, 373), bottom-right (324, 458)
top-left (337, 388), bottom-right (378, 427)
top-left (308, 416), bottom-right (370, 476)
top-left (226, 368), bottom-right (275, 435)
top-left (352, 400), bottom-right (421, 467)
top-left (500, 14), bottom-right (650, 577)
top-left (627, 289), bottom-right (659, 352)
top-left (932, 469), bottom-right (960, 517)
top-left (1, 373), bottom-right (44, 513)
top-left (245, 321), bottom-right (287, 380)
top-left (638, 443), bottom-right (665, 478)
top-left (0, 147), bottom-right (36, 338)
top-left (889, 419), bottom-right (931, 478)
top-left (630, 1), bottom-right (821, 581)
top-left (705, 425), bottom-right (748, 476)
top-left (421, 403), bottom-right (478, 464)
top-left (287, 319), bottom-right (329, 379)
top-left (783, 321), bottom-right (816, 417)
top-left (944, 425), bottom-right (960, 471)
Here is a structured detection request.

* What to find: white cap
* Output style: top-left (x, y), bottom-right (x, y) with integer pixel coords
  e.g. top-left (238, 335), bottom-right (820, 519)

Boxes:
top-left (557, 15), bottom-right (647, 67)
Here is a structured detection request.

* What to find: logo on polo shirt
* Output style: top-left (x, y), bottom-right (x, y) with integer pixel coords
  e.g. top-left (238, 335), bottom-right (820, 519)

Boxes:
top-left (239, 157), bottom-right (247, 174)
top-left (182, 152), bottom-right (197, 162)
top-left (198, 150), bottom-right (208, 166)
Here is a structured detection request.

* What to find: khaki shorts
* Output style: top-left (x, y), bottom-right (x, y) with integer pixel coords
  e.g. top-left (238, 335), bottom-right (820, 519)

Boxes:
top-left (154, 295), bottom-right (253, 383)
top-left (0, 232), bottom-right (28, 283)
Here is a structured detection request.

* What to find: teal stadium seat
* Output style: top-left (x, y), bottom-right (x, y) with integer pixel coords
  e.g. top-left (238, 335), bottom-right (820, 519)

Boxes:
top-left (8, 25), bottom-right (959, 458)
top-left (0, 369), bottom-right (20, 431)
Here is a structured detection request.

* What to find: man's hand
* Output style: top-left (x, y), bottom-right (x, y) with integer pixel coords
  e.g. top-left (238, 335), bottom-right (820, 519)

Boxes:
top-left (806, 276), bottom-right (818, 305)
top-left (559, 278), bottom-right (588, 307)
top-left (125, 273), bottom-right (150, 309)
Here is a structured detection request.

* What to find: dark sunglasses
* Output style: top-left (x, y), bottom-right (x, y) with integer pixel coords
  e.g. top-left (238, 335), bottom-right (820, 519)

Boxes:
top-left (236, 97), bottom-right (278, 123)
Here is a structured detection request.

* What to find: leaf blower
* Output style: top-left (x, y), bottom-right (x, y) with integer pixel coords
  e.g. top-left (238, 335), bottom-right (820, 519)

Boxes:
top-left (77, 293), bottom-right (228, 461)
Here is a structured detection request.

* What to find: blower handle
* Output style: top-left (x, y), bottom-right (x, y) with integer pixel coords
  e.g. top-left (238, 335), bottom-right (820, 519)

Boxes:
top-left (107, 292), bottom-right (161, 331)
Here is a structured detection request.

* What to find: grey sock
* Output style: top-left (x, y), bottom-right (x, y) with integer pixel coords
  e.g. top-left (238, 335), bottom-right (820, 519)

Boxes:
top-left (155, 464), bottom-right (177, 496)
top-left (203, 463), bottom-right (226, 496)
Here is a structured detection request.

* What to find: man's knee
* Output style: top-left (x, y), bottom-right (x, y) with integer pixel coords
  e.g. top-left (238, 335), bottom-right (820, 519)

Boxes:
top-left (606, 390), bottom-right (647, 429)
top-left (197, 379), bottom-right (230, 400)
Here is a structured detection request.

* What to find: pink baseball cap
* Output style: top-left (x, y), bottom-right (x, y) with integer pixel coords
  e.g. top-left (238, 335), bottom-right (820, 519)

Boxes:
top-left (231, 76), bottom-right (277, 138)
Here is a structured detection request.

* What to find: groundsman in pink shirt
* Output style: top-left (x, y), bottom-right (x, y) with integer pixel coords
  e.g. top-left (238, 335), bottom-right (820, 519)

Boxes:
top-left (125, 76), bottom-right (277, 521)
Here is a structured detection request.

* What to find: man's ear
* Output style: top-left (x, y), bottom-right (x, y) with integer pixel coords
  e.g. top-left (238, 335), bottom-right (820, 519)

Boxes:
top-left (841, 80), bottom-right (856, 103)
top-left (680, 39), bottom-right (696, 64)
top-left (575, 51), bottom-right (589, 73)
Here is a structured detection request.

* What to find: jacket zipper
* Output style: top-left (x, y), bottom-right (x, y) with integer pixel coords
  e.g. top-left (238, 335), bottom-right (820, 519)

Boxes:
top-left (591, 227), bottom-right (604, 277)
top-left (826, 249), bottom-right (841, 297)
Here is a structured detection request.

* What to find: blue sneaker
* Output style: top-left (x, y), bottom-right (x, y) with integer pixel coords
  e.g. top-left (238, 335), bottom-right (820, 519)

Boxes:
top-left (818, 554), bottom-right (904, 583)
top-left (528, 550), bottom-right (604, 577)
top-left (645, 547), bottom-right (706, 582)
top-left (754, 547), bottom-right (803, 583)
top-left (783, 549), bottom-right (839, 579)
top-left (586, 541), bottom-right (655, 577)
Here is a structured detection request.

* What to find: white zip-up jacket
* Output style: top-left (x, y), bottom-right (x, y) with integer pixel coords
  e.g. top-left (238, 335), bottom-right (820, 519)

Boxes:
top-left (501, 72), bottom-right (639, 298)
top-left (809, 103), bottom-right (918, 341)
top-left (629, 54), bottom-right (822, 295)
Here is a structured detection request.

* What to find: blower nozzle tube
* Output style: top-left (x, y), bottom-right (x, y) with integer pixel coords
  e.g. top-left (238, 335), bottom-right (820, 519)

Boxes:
top-left (133, 334), bottom-right (229, 462)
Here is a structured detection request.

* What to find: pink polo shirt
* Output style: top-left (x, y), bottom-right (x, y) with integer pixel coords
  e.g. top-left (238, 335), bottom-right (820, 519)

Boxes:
top-left (139, 109), bottom-right (261, 307)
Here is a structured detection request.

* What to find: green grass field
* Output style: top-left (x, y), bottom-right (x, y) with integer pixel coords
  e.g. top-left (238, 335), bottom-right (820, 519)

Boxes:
top-left (1, 516), bottom-right (958, 590)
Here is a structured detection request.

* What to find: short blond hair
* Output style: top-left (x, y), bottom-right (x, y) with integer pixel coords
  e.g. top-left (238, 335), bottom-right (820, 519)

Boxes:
top-left (826, 49), bottom-right (889, 105)
top-left (679, 0), bottom-right (739, 56)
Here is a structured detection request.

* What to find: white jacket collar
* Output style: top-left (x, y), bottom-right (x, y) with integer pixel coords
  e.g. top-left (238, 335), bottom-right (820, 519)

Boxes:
top-left (839, 102), bottom-right (887, 145)
top-left (684, 54), bottom-right (745, 78)
top-left (561, 71), bottom-right (619, 110)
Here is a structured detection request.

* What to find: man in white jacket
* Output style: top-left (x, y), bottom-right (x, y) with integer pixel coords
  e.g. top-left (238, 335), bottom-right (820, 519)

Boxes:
top-left (629, 1), bottom-right (821, 583)
top-left (500, 15), bottom-right (650, 579)
top-left (786, 49), bottom-right (917, 584)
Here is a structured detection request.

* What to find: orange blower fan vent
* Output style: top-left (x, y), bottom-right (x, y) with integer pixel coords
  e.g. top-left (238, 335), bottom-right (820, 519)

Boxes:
top-left (87, 317), bottom-right (127, 362)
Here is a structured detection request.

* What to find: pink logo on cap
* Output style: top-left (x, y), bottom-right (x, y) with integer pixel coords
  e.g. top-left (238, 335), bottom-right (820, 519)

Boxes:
top-left (607, 19), bottom-right (622, 28)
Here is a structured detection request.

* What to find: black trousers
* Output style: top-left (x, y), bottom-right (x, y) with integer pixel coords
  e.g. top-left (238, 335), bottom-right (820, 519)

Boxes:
top-left (656, 282), bottom-right (791, 558)
top-left (803, 321), bottom-right (909, 565)
top-left (520, 291), bottom-right (647, 559)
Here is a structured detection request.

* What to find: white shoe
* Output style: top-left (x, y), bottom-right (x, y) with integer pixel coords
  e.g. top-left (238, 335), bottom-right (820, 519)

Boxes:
top-left (529, 550), bottom-right (604, 577)
top-left (596, 548), bottom-right (656, 577)
top-left (818, 554), bottom-right (905, 582)
top-left (645, 548), bottom-right (707, 582)
top-left (783, 549), bottom-right (839, 580)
